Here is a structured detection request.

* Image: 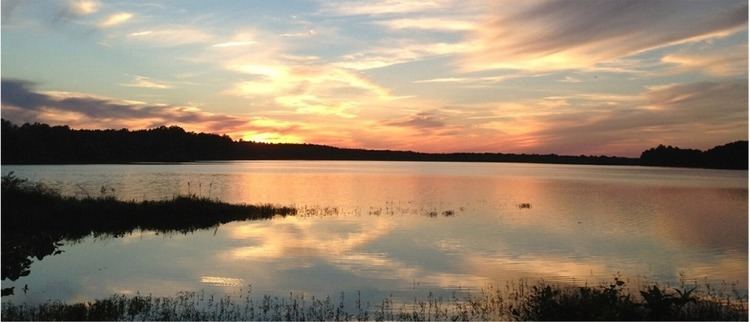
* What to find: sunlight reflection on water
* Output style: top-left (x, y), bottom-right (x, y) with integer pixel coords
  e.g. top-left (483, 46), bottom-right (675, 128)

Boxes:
top-left (2, 161), bottom-right (747, 304)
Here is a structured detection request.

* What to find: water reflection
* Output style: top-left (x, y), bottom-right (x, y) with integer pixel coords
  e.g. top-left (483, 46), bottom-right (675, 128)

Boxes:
top-left (1, 161), bottom-right (746, 304)
top-left (225, 217), bottom-right (395, 262)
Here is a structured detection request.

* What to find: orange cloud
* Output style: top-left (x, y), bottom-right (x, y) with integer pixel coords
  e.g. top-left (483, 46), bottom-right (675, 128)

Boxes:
top-left (1, 79), bottom-right (284, 140)
top-left (661, 45), bottom-right (748, 76)
top-left (464, 0), bottom-right (747, 71)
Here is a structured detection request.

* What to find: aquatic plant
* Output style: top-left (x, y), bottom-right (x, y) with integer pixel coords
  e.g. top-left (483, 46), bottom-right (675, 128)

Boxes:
top-left (517, 203), bottom-right (531, 209)
top-left (2, 279), bottom-right (746, 321)
top-left (1, 174), bottom-right (295, 285)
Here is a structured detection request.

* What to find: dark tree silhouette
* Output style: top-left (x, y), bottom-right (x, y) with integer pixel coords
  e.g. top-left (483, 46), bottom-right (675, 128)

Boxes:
top-left (640, 145), bottom-right (703, 168)
top-left (1, 119), bottom-right (746, 169)
top-left (640, 141), bottom-right (748, 169)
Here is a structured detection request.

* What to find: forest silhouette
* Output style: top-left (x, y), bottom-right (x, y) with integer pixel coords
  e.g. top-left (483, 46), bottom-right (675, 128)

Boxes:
top-left (1, 119), bottom-right (746, 169)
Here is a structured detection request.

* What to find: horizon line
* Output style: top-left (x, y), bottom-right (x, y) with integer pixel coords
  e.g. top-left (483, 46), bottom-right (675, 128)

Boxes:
top-left (3, 119), bottom-right (747, 160)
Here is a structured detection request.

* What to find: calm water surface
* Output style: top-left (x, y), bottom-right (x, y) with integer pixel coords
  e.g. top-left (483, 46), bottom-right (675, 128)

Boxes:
top-left (2, 161), bottom-right (747, 304)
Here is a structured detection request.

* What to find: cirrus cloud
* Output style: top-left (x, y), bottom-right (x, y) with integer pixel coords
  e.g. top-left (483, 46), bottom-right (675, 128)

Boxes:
top-left (120, 75), bottom-right (173, 89)
top-left (465, 0), bottom-right (747, 71)
top-left (661, 45), bottom-right (748, 76)
top-left (98, 12), bottom-right (133, 28)
top-left (126, 26), bottom-right (214, 46)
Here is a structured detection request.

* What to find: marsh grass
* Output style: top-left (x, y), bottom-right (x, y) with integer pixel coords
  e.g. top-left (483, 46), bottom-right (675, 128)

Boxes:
top-left (2, 173), bottom-right (296, 235)
top-left (1, 173), bottom-right (295, 283)
top-left (2, 279), bottom-right (746, 321)
top-left (298, 204), bottom-right (462, 218)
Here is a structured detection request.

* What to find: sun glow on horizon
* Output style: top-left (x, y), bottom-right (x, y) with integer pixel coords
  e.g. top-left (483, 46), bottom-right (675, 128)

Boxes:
top-left (242, 132), bottom-right (303, 144)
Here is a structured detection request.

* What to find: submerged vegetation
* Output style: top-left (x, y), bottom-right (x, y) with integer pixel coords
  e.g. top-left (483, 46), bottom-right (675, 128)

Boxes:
top-left (2, 278), bottom-right (746, 321)
top-left (1, 174), bottom-right (295, 286)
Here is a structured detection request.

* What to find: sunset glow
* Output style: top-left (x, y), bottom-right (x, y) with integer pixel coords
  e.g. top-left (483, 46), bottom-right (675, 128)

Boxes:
top-left (2, 0), bottom-right (747, 156)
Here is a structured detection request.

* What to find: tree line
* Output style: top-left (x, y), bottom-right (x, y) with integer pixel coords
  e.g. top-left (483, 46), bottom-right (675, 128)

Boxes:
top-left (1, 119), bottom-right (746, 169)
top-left (639, 142), bottom-right (747, 169)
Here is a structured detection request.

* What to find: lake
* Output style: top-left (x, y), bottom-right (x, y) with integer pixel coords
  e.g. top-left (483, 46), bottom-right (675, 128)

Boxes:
top-left (2, 161), bottom-right (747, 305)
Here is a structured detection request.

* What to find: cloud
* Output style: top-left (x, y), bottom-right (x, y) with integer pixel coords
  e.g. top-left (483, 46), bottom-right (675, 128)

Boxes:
top-left (384, 110), bottom-right (447, 129)
top-left (120, 75), bottom-right (173, 89)
top-left (516, 79), bottom-right (748, 155)
top-left (69, 0), bottom-right (99, 15)
top-left (0, 79), bottom-right (256, 136)
top-left (209, 30), bottom-right (403, 119)
top-left (2, 0), bottom-right (23, 24)
top-left (4, 1), bottom-right (745, 155)
top-left (661, 45), bottom-right (748, 76)
top-left (211, 41), bottom-right (256, 48)
top-left (558, 76), bottom-right (582, 83)
top-left (0, 78), bottom-right (310, 143)
top-left (279, 29), bottom-right (317, 38)
top-left (466, 0), bottom-right (748, 71)
top-left (335, 42), bottom-right (470, 70)
top-left (5, 75), bottom-right (742, 156)
top-left (375, 78), bottom-right (747, 155)
top-left (413, 72), bottom-right (542, 85)
top-left (98, 12), bottom-right (133, 28)
top-left (126, 26), bottom-right (214, 46)
top-left (206, 31), bottom-right (260, 50)
top-left (226, 64), bottom-right (396, 118)
top-left (241, 118), bottom-right (305, 143)
top-left (375, 18), bottom-right (475, 31)
top-left (320, 0), bottom-right (457, 16)
top-left (413, 77), bottom-right (471, 84)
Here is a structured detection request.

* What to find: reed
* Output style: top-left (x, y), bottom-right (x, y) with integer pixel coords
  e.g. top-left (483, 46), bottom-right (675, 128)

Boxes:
top-left (2, 278), bottom-right (746, 321)
top-left (1, 173), bottom-right (295, 283)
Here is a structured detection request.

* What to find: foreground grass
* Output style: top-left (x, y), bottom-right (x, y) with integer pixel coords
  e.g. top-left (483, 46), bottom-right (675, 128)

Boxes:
top-left (1, 174), bottom-right (296, 282)
top-left (2, 279), bottom-right (747, 321)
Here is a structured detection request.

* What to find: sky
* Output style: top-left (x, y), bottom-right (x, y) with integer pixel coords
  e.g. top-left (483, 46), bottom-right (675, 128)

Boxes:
top-left (1, 0), bottom-right (748, 156)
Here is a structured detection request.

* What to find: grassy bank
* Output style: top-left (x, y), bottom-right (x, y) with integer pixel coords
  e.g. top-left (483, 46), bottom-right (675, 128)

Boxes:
top-left (1, 174), bottom-right (295, 283)
top-left (2, 279), bottom-right (746, 321)
top-left (2, 173), bottom-right (296, 235)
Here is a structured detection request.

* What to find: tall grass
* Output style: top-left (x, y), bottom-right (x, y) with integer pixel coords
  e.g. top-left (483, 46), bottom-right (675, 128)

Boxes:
top-left (2, 279), bottom-right (746, 321)
top-left (2, 173), bottom-right (296, 235)
top-left (1, 173), bottom-right (295, 283)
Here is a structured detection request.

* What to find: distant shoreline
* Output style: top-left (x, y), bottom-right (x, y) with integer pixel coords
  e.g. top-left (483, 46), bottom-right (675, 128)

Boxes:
top-left (2, 120), bottom-right (747, 170)
top-left (2, 159), bottom-right (749, 171)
